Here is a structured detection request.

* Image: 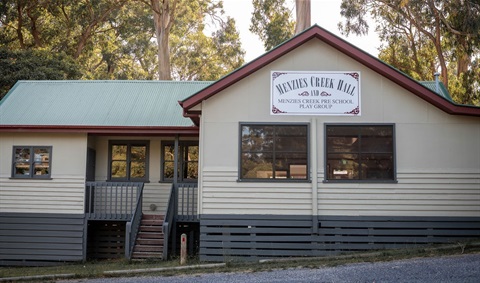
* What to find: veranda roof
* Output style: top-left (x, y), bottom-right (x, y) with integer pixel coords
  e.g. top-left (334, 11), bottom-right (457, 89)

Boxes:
top-left (0, 80), bottom-right (211, 134)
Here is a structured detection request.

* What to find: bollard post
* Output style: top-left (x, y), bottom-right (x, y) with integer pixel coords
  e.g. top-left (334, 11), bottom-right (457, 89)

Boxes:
top-left (180, 233), bottom-right (187, 265)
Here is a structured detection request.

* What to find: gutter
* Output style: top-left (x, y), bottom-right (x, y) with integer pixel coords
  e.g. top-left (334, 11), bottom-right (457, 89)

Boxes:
top-left (0, 125), bottom-right (200, 136)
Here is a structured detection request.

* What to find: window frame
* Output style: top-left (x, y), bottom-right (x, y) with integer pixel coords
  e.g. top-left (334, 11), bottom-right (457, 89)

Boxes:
top-left (238, 122), bottom-right (310, 182)
top-left (107, 140), bottom-right (149, 182)
top-left (324, 123), bottom-right (397, 183)
top-left (11, 146), bottom-right (52, 179)
top-left (160, 141), bottom-right (199, 183)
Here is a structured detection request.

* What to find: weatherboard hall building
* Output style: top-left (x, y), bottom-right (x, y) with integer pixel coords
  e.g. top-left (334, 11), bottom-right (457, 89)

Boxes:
top-left (1, 25), bottom-right (479, 266)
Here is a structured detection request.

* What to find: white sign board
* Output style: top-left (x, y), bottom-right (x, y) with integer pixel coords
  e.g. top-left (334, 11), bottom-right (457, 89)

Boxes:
top-left (271, 71), bottom-right (361, 115)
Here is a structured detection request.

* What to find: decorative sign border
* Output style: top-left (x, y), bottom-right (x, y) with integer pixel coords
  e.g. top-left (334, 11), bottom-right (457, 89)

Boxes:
top-left (270, 71), bottom-right (361, 116)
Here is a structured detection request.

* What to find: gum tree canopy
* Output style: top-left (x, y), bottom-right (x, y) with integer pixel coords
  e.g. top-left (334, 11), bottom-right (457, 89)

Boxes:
top-left (0, 0), bottom-right (245, 97)
top-left (339, 0), bottom-right (480, 105)
top-left (250, 0), bottom-right (313, 51)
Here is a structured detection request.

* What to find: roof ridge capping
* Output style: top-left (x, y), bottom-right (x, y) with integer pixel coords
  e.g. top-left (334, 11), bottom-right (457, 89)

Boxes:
top-left (180, 24), bottom-right (480, 117)
top-left (419, 81), bottom-right (453, 102)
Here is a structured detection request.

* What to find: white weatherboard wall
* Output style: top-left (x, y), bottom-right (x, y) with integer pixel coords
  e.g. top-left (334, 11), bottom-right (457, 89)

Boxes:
top-left (0, 133), bottom-right (88, 214)
top-left (199, 39), bottom-right (480, 217)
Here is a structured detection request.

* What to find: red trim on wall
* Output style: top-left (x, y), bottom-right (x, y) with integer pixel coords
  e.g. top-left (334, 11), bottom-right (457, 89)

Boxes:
top-left (180, 25), bottom-right (480, 117)
top-left (0, 125), bottom-right (199, 135)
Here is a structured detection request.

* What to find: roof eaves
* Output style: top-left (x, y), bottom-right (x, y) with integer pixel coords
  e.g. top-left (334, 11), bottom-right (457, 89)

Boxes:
top-left (180, 25), bottom-right (480, 117)
top-left (308, 29), bottom-right (480, 115)
top-left (0, 81), bottom-right (21, 106)
top-left (0, 125), bottom-right (199, 136)
top-left (180, 26), bottom-right (319, 111)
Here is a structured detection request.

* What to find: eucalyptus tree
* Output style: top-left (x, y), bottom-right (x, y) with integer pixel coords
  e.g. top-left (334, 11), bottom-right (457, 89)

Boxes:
top-left (294, 0), bottom-right (310, 34)
top-left (171, 17), bottom-right (244, 80)
top-left (250, 0), bottom-right (295, 51)
top-left (0, 0), bottom-right (137, 79)
top-left (150, 0), bottom-right (244, 80)
top-left (0, 0), bottom-right (129, 57)
top-left (85, 2), bottom-right (159, 80)
top-left (0, 0), bottom-right (245, 83)
top-left (339, 0), bottom-right (480, 105)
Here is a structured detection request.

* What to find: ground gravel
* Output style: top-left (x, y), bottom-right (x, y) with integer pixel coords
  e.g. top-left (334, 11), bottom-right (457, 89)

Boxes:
top-left (59, 253), bottom-right (480, 283)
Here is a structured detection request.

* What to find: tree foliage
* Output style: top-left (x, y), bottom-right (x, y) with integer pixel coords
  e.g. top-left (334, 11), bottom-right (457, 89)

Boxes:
top-left (0, 48), bottom-right (82, 99)
top-left (169, 1), bottom-right (245, 80)
top-left (0, 0), bottom-right (244, 95)
top-left (172, 16), bottom-right (245, 80)
top-left (250, 0), bottom-right (295, 51)
top-left (339, 0), bottom-right (480, 105)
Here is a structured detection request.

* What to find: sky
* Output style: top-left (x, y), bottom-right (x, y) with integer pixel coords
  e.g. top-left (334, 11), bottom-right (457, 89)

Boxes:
top-left (221, 0), bottom-right (381, 62)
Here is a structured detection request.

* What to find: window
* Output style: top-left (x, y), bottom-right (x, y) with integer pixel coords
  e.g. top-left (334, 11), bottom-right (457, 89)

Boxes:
top-left (108, 141), bottom-right (149, 181)
top-left (12, 146), bottom-right (51, 179)
top-left (240, 123), bottom-right (309, 181)
top-left (161, 141), bottom-right (198, 182)
top-left (326, 124), bottom-right (395, 181)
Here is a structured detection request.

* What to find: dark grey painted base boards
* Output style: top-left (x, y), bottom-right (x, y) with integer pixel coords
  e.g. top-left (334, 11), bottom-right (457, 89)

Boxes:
top-left (2, 212), bottom-right (479, 264)
top-left (200, 214), bottom-right (480, 262)
top-left (0, 213), bottom-right (85, 266)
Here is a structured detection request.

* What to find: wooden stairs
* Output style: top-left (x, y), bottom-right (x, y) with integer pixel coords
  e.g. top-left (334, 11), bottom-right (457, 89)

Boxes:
top-left (131, 214), bottom-right (165, 260)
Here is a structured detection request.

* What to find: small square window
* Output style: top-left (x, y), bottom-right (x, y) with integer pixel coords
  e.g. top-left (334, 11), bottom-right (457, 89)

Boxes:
top-left (108, 141), bottom-right (149, 181)
top-left (12, 146), bottom-right (52, 179)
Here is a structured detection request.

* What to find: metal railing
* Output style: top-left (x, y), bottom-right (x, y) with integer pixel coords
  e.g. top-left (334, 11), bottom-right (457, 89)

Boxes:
top-left (176, 183), bottom-right (198, 222)
top-left (125, 185), bottom-right (144, 259)
top-left (85, 181), bottom-right (144, 260)
top-left (85, 181), bottom-right (144, 220)
top-left (162, 184), bottom-right (176, 260)
top-left (162, 182), bottom-right (198, 260)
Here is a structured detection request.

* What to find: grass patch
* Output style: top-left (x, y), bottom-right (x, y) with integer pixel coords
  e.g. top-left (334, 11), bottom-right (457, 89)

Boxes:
top-left (1, 240), bottom-right (480, 282)
top-left (0, 259), bottom-right (181, 280)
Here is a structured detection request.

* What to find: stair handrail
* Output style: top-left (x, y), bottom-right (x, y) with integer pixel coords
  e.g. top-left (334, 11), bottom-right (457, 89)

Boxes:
top-left (125, 182), bottom-right (144, 260)
top-left (162, 183), bottom-right (176, 260)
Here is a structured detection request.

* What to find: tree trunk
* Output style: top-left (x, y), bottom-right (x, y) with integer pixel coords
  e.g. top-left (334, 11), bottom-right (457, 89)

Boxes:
top-left (16, 2), bottom-right (26, 49)
top-left (294, 0), bottom-right (311, 34)
top-left (26, 3), bottom-right (42, 48)
top-left (156, 23), bottom-right (171, 80)
top-left (74, 24), bottom-right (93, 59)
top-left (151, 0), bottom-right (174, 80)
top-left (456, 50), bottom-right (470, 77)
top-left (433, 26), bottom-right (448, 89)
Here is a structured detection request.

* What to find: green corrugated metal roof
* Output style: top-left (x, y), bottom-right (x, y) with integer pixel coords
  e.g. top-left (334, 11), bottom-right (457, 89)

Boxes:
top-left (0, 80), bottom-right (211, 127)
top-left (419, 81), bottom-right (454, 102)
